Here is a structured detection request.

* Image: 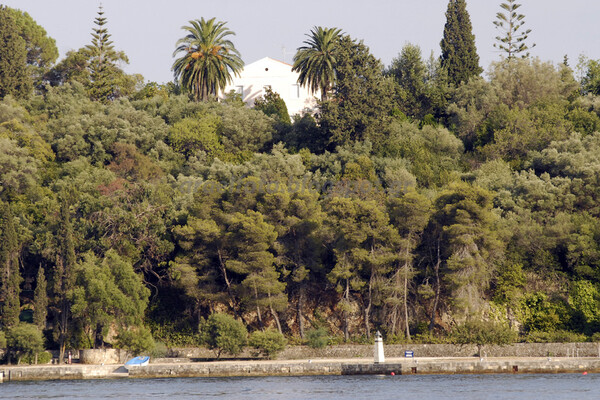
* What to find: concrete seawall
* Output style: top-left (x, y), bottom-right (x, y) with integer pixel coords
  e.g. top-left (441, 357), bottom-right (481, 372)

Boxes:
top-left (2, 357), bottom-right (600, 382)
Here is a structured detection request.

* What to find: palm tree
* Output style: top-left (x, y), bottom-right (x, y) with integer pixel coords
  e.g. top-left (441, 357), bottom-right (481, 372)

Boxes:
top-left (172, 18), bottom-right (243, 101)
top-left (292, 26), bottom-right (342, 102)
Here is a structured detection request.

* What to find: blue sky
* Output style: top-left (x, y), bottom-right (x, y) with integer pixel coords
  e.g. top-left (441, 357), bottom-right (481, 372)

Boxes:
top-left (3, 0), bottom-right (599, 84)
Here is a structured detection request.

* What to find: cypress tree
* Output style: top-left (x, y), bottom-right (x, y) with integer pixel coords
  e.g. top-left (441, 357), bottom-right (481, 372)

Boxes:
top-left (440, 0), bottom-right (482, 86)
top-left (0, 6), bottom-right (32, 99)
top-left (54, 200), bottom-right (76, 363)
top-left (33, 266), bottom-right (48, 330)
top-left (0, 202), bottom-right (21, 329)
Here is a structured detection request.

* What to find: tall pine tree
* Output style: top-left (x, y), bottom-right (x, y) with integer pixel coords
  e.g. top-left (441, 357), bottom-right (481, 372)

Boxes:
top-left (440, 0), bottom-right (482, 86)
top-left (493, 0), bottom-right (535, 59)
top-left (85, 5), bottom-right (129, 102)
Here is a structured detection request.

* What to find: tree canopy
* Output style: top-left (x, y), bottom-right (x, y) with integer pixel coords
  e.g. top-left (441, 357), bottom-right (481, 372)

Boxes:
top-left (0, 6), bottom-right (32, 99)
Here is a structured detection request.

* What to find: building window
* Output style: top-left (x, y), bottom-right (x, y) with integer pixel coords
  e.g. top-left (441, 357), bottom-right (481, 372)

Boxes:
top-left (235, 85), bottom-right (244, 96)
top-left (290, 84), bottom-right (300, 99)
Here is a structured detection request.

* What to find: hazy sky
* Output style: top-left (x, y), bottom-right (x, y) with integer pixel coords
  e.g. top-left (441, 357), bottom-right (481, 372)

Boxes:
top-left (2, 0), bottom-right (599, 84)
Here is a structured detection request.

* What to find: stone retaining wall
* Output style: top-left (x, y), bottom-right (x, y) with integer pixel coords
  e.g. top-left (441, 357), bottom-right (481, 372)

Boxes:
top-left (3, 357), bottom-right (600, 382)
top-left (79, 349), bottom-right (130, 365)
top-left (170, 342), bottom-right (600, 360)
top-left (0, 364), bottom-right (124, 382)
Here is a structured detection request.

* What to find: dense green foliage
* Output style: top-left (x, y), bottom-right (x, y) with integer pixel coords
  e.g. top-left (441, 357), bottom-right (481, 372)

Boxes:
top-left (6, 323), bottom-right (44, 364)
top-left (305, 327), bottom-right (329, 349)
top-left (320, 35), bottom-right (396, 148)
top-left (0, 6), bottom-right (32, 99)
top-left (0, 202), bottom-right (21, 329)
top-left (115, 326), bottom-right (156, 355)
top-left (2, 7), bottom-right (58, 87)
top-left (248, 329), bottom-right (287, 358)
top-left (253, 87), bottom-right (291, 126)
top-left (200, 313), bottom-right (248, 358)
top-left (1, 4), bottom-right (600, 360)
top-left (452, 320), bottom-right (516, 355)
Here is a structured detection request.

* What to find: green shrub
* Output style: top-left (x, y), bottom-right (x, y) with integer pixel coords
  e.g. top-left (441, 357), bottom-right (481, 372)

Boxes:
top-left (523, 330), bottom-right (552, 343)
top-left (148, 321), bottom-right (199, 347)
top-left (249, 329), bottom-right (287, 359)
top-left (6, 323), bottom-right (45, 364)
top-left (199, 313), bottom-right (247, 359)
top-left (22, 350), bottom-right (52, 364)
top-left (115, 326), bottom-right (155, 355)
top-left (524, 330), bottom-right (587, 343)
top-left (412, 332), bottom-right (449, 344)
top-left (550, 330), bottom-right (587, 343)
top-left (306, 328), bottom-right (329, 349)
top-left (385, 333), bottom-right (407, 345)
top-left (151, 341), bottom-right (169, 358)
top-left (451, 320), bottom-right (517, 356)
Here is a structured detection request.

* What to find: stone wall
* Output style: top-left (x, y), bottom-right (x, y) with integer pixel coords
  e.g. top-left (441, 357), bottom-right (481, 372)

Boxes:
top-left (3, 356), bottom-right (600, 382)
top-left (170, 342), bottom-right (600, 360)
top-left (79, 349), bottom-right (130, 365)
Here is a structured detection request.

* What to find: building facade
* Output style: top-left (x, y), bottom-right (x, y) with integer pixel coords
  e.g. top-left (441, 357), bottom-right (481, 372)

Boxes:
top-left (220, 57), bottom-right (319, 117)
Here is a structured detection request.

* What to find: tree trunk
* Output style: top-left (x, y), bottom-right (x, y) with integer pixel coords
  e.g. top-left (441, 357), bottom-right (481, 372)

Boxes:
top-left (429, 242), bottom-right (442, 332)
top-left (269, 303), bottom-right (283, 334)
top-left (321, 90), bottom-right (327, 102)
top-left (364, 269), bottom-right (374, 339)
top-left (404, 265), bottom-right (411, 340)
top-left (254, 285), bottom-right (264, 329)
top-left (217, 249), bottom-right (241, 318)
top-left (58, 296), bottom-right (69, 364)
top-left (297, 288), bottom-right (305, 338)
top-left (389, 269), bottom-right (401, 336)
top-left (95, 324), bottom-right (104, 349)
top-left (404, 244), bottom-right (412, 341)
top-left (343, 279), bottom-right (350, 342)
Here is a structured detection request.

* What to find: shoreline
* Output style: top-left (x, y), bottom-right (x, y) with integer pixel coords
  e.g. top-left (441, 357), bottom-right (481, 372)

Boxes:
top-left (2, 356), bottom-right (600, 383)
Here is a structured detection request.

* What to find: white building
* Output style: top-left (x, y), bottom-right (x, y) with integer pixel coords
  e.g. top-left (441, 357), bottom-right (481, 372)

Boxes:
top-left (220, 57), bottom-right (319, 117)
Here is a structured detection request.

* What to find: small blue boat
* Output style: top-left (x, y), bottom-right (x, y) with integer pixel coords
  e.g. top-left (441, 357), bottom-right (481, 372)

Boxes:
top-left (125, 356), bottom-right (150, 367)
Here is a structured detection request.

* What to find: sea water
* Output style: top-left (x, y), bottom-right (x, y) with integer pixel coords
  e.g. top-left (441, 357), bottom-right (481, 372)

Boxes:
top-left (0, 373), bottom-right (597, 400)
